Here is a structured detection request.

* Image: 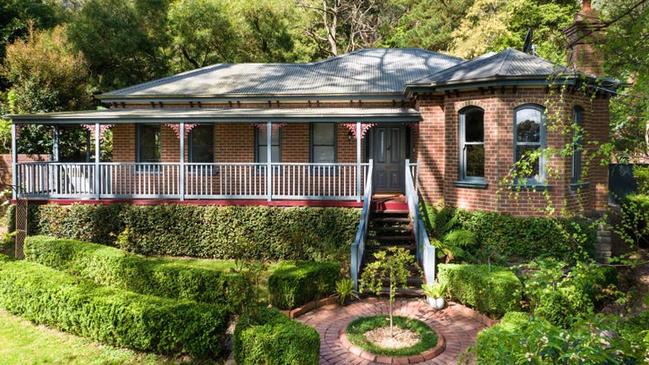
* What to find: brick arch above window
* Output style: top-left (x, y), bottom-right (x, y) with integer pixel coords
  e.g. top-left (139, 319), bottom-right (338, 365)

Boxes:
top-left (455, 100), bottom-right (490, 111)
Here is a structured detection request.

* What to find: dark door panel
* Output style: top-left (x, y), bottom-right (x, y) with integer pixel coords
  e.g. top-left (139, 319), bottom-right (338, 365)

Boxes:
top-left (370, 126), bottom-right (406, 192)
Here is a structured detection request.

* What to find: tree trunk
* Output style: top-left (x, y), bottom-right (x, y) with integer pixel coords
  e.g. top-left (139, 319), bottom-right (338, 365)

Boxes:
top-left (389, 297), bottom-right (393, 337)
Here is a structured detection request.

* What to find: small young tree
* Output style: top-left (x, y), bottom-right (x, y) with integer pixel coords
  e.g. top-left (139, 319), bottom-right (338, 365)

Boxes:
top-left (360, 246), bottom-right (418, 336)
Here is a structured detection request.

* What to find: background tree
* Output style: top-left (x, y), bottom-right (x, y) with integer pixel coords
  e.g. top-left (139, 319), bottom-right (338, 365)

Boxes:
top-left (66, 0), bottom-right (170, 91)
top-left (297, 0), bottom-right (401, 57)
top-left (0, 0), bottom-right (65, 83)
top-left (450, 0), bottom-right (577, 62)
top-left (1, 25), bottom-right (93, 155)
top-left (599, 0), bottom-right (649, 163)
top-left (382, 0), bottom-right (473, 51)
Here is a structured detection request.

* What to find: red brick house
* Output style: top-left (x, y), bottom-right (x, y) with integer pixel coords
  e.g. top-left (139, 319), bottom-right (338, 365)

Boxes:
top-left (8, 43), bottom-right (615, 215)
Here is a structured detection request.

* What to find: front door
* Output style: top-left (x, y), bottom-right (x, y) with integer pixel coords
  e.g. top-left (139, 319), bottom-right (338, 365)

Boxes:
top-left (369, 126), bottom-right (406, 192)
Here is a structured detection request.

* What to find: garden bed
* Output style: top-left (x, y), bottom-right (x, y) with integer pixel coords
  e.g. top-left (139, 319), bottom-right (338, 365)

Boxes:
top-left (341, 315), bottom-right (445, 363)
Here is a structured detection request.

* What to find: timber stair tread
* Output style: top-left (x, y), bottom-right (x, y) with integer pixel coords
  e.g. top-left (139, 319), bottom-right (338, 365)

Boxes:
top-left (359, 203), bottom-right (422, 294)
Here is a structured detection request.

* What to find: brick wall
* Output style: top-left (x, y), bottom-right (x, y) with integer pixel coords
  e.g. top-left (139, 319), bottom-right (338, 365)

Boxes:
top-left (0, 154), bottom-right (50, 188)
top-left (415, 87), bottom-right (609, 217)
top-left (112, 123), bottom-right (359, 164)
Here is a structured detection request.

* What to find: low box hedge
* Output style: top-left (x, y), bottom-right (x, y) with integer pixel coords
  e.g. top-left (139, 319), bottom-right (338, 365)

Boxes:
top-left (0, 259), bottom-right (230, 357)
top-left (24, 235), bottom-right (252, 309)
top-left (7, 204), bottom-right (359, 261)
top-left (438, 264), bottom-right (522, 317)
top-left (233, 307), bottom-right (320, 365)
top-left (268, 261), bottom-right (340, 309)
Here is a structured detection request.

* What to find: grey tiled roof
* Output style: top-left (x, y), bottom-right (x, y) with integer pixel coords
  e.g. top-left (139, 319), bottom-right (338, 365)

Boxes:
top-left (410, 48), bottom-right (574, 86)
top-left (99, 48), bottom-right (463, 99)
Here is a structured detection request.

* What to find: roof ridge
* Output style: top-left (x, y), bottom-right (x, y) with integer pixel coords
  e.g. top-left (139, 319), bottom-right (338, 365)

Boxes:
top-left (495, 48), bottom-right (514, 76)
top-left (407, 51), bottom-right (498, 85)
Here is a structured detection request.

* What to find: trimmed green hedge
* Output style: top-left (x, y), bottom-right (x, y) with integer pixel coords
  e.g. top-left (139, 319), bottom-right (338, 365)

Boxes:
top-left (233, 307), bottom-right (320, 365)
top-left (423, 206), bottom-right (597, 262)
top-left (438, 264), bottom-right (522, 317)
top-left (24, 235), bottom-right (252, 309)
top-left (8, 204), bottom-right (359, 261)
top-left (0, 259), bottom-right (230, 357)
top-left (268, 261), bottom-right (340, 309)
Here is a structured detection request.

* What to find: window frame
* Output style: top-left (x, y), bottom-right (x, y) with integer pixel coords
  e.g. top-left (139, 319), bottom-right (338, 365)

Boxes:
top-left (254, 127), bottom-right (281, 163)
top-left (458, 106), bottom-right (486, 183)
top-left (310, 123), bottom-right (337, 164)
top-left (513, 104), bottom-right (547, 186)
top-left (571, 106), bottom-right (584, 185)
top-left (187, 124), bottom-right (215, 163)
top-left (136, 124), bottom-right (161, 172)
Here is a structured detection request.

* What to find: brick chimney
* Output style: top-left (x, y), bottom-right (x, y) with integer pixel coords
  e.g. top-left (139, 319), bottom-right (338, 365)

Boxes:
top-left (564, 0), bottom-right (605, 76)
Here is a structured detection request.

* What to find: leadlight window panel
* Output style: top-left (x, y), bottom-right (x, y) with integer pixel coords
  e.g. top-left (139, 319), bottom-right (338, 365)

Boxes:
top-left (514, 105), bottom-right (546, 184)
top-left (256, 127), bottom-right (280, 162)
top-left (572, 106), bottom-right (584, 184)
top-left (311, 123), bottom-right (336, 163)
top-left (460, 108), bottom-right (485, 180)
top-left (136, 124), bottom-right (161, 163)
top-left (189, 125), bottom-right (214, 163)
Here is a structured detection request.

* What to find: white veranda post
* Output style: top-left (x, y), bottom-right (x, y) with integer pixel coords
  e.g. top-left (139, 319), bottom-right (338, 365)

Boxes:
top-left (266, 121), bottom-right (272, 201)
top-left (356, 122), bottom-right (361, 202)
top-left (179, 122), bottom-right (185, 201)
top-left (11, 123), bottom-right (17, 199)
top-left (94, 123), bottom-right (100, 199)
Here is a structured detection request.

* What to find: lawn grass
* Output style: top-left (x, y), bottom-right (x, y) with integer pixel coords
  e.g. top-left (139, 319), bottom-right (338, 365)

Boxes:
top-left (0, 309), bottom-right (211, 365)
top-left (345, 315), bottom-right (438, 356)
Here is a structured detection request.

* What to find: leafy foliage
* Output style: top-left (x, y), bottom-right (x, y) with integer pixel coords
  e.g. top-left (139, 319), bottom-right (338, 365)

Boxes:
top-left (437, 263), bottom-right (522, 317)
top-left (518, 259), bottom-right (618, 328)
top-left (335, 277), bottom-right (354, 305)
top-left (360, 246), bottom-right (418, 334)
top-left (423, 205), bottom-right (596, 264)
top-left (7, 203), bottom-right (359, 261)
top-left (471, 311), bottom-right (649, 364)
top-left (616, 194), bottom-right (649, 248)
top-left (268, 261), bottom-right (339, 309)
top-left (635, 166), bottom-right (649, 195)
top-left (600, 0), bottom-right (649, 163)
top-left (66, 0), bottom-right (169, 91)
top-left (233, 307), bottom-right (320, 365)
top-left (24, 235), bottom-right (252, 310)
top-left (2, 26), bottom-right (91, 113)
top-left (421, 281), bottom-right (446, 299)
top-left (0, 258), bottom-right (231, 357)
top-left (450, 0), bottom-right (577, 62)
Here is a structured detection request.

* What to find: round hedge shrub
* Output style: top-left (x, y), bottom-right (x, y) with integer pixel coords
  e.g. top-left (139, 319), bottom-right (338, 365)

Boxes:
top-left (234, 307), bottom-right (320, 365)
top-left (346, 315), bottom-right (438, 356)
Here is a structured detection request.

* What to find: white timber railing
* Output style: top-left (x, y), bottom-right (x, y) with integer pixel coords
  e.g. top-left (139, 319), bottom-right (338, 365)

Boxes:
top-left (405, 159), bottom-right (436, 284)
top-left (15, 161), bottom-right (370, 201)
top-left (350, 159), bottom-right (374, 290)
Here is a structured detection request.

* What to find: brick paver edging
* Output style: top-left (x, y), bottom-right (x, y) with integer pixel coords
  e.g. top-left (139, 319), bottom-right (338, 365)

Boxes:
top-left (297, 298), bottom-right (490, 365)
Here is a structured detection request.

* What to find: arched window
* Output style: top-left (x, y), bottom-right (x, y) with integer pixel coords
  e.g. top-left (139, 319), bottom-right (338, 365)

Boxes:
top-left (459, 107), bottom-right (485, 182)
top-left (514, 104), bottom-right (546, 184)
top-left (571, 106), bottom-right (584, 184)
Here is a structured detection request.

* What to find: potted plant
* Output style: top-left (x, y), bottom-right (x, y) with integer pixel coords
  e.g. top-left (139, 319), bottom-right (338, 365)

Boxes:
top-left (422, 282), bottom-right (446, 310)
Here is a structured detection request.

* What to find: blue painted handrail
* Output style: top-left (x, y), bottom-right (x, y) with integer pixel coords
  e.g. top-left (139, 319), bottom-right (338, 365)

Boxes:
top-left (350, 159), bottom-right (373, 290)
top-left (404, 160), bottom-right (436, 284)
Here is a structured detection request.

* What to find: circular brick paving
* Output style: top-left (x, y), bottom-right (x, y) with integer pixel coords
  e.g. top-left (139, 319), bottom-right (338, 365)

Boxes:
top-left (297, 298), bottom-right (491, 365)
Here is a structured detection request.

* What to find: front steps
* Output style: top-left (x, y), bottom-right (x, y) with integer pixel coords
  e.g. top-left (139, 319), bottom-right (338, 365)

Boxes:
top-left (360, 195), bottom-right (424, 296)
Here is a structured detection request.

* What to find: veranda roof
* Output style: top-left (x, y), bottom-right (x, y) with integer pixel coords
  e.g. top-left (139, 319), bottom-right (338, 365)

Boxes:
top-left (8, 107), bottom-right (421, 124)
